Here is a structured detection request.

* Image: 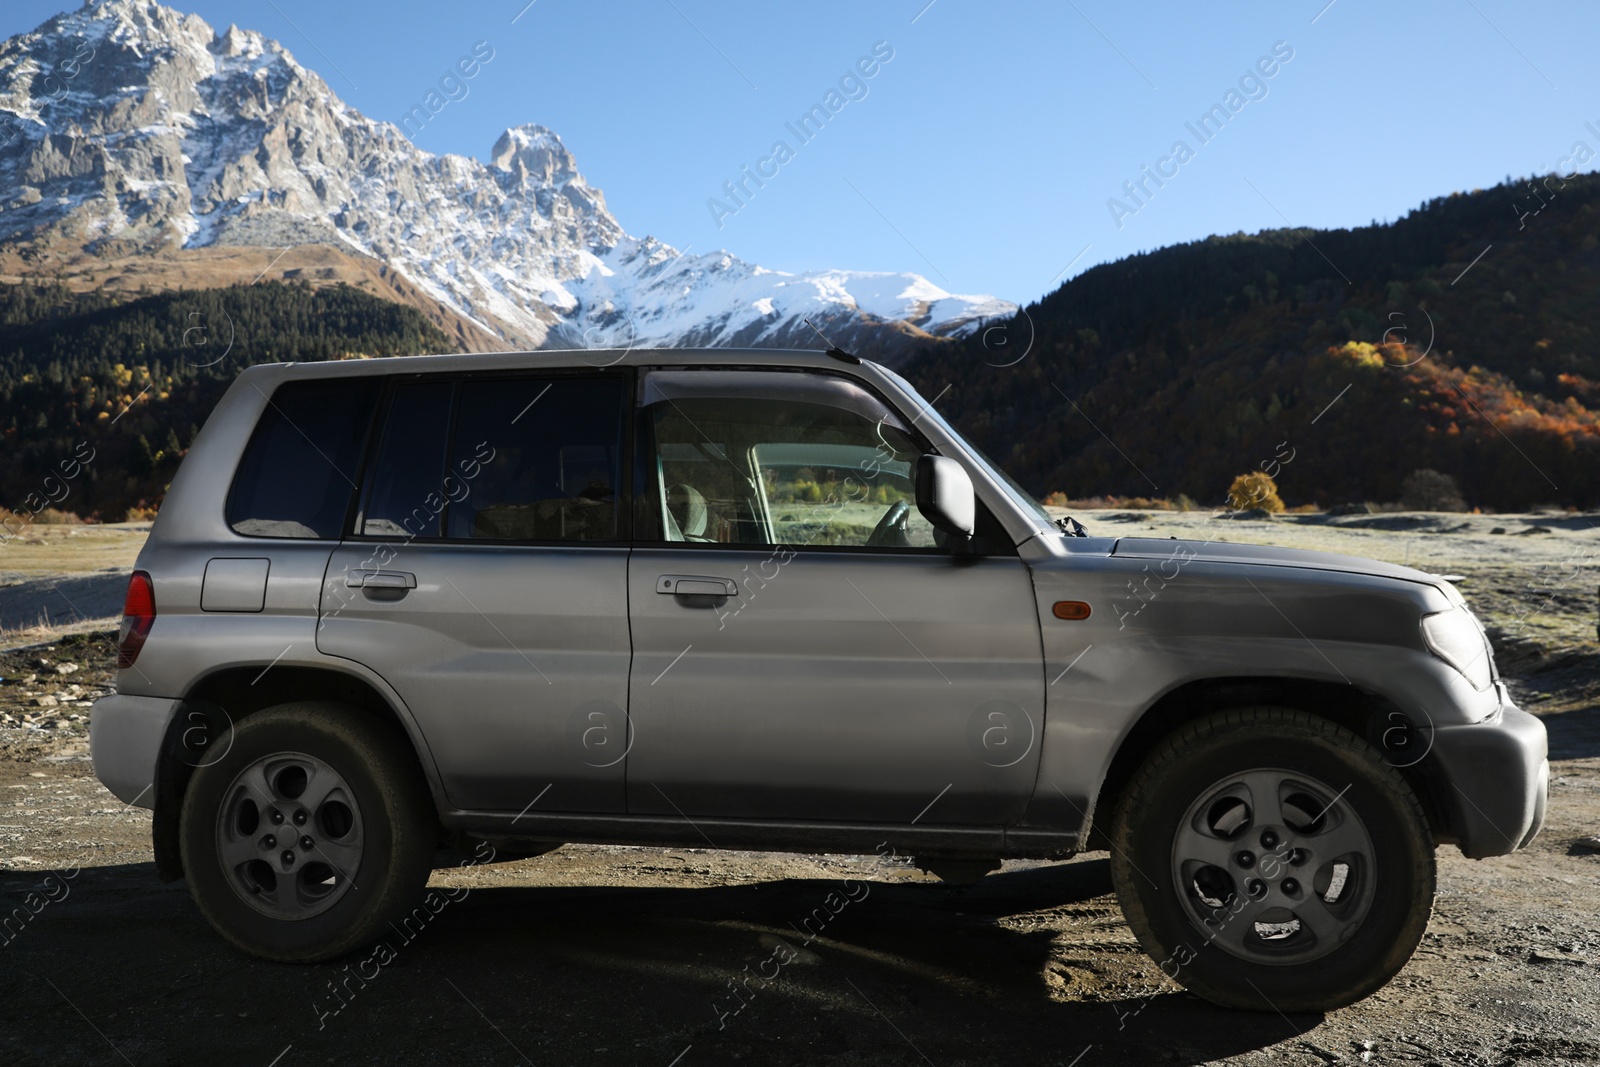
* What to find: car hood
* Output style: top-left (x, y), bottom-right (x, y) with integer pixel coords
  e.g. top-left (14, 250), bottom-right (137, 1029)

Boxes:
top-left (1110, 537), bottom-right (1448, 589)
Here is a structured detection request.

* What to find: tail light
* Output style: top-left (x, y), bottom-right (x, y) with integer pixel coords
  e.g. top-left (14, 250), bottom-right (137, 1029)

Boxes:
top-left (117, 570), bottom-right (156, 669)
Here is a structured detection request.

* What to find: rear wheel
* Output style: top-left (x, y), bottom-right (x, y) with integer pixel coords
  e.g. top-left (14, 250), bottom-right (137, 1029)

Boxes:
top-left (179, 702), bottom-right (435, 962)
top-left (1109, 707), bottom-right (1435, 1011)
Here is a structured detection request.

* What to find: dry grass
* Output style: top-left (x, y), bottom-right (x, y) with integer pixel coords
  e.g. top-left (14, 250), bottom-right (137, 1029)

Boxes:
top-left (0, 523), bottom-right (149, 576)
top-left (0, 614), bottom-right (118, 651)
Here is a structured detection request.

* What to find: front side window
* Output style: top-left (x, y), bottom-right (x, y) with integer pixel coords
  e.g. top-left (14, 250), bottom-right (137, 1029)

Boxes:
top-left (227, 378), bottom-right (378, 539)
top-left (648, 393), bottom-right (939, 550)
top-left (444, 377), bottom-right (626, 542)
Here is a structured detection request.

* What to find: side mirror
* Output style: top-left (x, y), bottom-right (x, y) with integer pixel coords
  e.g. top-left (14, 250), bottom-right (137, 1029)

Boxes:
top-left (915, 455), bottom-right (975, 538)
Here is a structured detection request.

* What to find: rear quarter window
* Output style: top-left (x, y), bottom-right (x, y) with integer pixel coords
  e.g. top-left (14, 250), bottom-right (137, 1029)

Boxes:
top-left (226, 378), bottom-right (379, 539)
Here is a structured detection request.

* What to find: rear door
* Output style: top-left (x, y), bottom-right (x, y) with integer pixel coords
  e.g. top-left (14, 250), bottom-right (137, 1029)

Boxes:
top-left (317, 371), bottom-right (633, 813)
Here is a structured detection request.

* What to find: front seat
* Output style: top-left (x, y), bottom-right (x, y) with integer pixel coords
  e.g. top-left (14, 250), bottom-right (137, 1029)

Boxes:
top-left (665, 484), bottom-right (714, 542)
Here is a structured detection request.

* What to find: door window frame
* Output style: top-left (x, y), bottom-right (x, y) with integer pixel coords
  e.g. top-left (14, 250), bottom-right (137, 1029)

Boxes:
top-left (632, 366), bottom-right (1016, 557)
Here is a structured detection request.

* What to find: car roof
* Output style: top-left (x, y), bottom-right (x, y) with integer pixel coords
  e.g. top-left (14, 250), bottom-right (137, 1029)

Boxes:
top-left (260, 347), bottom-right (870, 379)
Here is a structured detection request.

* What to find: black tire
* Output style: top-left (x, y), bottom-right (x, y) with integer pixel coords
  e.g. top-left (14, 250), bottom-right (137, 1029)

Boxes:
top-left (1108, 707), bottom-right (1435, 1012)
top-left (179, 701), bottom-right (436, 962)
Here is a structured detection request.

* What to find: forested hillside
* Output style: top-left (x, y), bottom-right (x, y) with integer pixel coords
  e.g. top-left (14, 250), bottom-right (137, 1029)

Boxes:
top-left (905, 174), bottom-right (1600, 510)
top-left (6, 175), bottom-right (1599, 521)
top-left (0, 281), bottom-right (449, 521)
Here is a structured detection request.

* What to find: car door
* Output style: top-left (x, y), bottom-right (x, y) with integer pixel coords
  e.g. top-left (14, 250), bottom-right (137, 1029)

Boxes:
top-left (626, 369), bottom-right (1045, 825)
top-left (317, 371), bottom-right (633, 813)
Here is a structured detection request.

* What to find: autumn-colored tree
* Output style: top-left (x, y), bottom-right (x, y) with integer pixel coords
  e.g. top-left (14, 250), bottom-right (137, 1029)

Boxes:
top-left (1227, 471), bottom-right (1285, 513)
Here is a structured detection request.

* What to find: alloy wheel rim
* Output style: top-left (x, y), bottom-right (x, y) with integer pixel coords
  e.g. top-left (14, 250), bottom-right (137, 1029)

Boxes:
top-left (215, 751), bottom-right (365, 920)
top-left (1170, 767), bottom-right (1376, 965)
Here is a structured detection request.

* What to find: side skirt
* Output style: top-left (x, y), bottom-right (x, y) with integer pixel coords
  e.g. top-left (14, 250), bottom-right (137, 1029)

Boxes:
top-left (441, 810), bottom-right (1081, 860)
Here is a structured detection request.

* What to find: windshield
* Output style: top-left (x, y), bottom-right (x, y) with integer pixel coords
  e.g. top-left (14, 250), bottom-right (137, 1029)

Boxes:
top-left (880, 367), bottom-right (1055, 530)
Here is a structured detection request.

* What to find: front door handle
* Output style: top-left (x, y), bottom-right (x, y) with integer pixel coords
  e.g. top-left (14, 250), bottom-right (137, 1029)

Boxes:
top-left (656, 574), bottom-right (738, 597)
top-left (347, 570), bottom-right (418, 590)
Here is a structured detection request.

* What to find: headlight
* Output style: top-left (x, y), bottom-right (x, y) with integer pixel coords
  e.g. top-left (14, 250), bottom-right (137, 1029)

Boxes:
top-left (1421, 609), bottom-right (1494, 691)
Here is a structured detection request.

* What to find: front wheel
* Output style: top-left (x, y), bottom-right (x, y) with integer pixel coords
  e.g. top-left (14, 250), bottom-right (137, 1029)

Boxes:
top-left (1109, 707), bottom-right (1436, 1011)
top-left (179, 702), bottom-right (436, 962)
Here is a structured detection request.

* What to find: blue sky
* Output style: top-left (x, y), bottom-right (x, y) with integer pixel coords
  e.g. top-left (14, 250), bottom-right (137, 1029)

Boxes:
top-left (6, 0), bottom-right (1600, 305)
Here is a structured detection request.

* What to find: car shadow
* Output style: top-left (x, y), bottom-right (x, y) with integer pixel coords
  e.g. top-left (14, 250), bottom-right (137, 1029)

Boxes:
top-left (0, 570), bottom-right (126, 632)
top-left (1537, 698), bottom-right (1600, 760)
top-left (0, 857), bottom-right (1323, 1065)
top-left (1510, 652), bottom-right (1600, 760)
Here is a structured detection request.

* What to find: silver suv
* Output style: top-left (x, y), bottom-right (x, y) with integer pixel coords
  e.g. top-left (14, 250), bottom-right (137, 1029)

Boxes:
top-left (90, 348), bottom-right (1547, 1010)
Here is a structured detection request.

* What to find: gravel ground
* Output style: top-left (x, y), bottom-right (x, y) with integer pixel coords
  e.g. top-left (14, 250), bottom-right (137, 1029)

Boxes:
top-left (0, 702), bottom-right (1595, 1067)
top-left (0, 518), bottom-right (1597, 1065)
top-left (0, 631), bottom-right (115, 741)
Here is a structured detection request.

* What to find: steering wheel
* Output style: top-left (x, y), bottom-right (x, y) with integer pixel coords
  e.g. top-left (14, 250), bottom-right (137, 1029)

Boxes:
top-left (866, 499), bottom-right (912, 547)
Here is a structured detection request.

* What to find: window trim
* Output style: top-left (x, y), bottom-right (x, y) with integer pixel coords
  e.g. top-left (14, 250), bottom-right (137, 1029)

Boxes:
top-left (349, 377), bottom-right (459, 541)
top-left (434, 379), bottom-right (463, 539)
top-left (347, 377), bottom-right (396, 538)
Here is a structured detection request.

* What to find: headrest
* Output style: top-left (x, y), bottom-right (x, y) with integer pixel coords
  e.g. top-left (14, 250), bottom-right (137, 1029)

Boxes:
top-left (666, 483), bottom-right (708, 538)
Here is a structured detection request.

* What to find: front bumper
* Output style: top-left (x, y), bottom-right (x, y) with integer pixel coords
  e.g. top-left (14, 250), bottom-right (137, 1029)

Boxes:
top-left (89, 693), bottom-right (179, 809)
top-left (1428, 691), bottom-right (1548, 859)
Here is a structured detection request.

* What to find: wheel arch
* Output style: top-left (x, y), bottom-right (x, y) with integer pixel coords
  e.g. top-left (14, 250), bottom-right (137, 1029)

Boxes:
top-left (151, 663), bottom-right (443, 882)
top-left (1085, 675), bottom-right (1452, 850)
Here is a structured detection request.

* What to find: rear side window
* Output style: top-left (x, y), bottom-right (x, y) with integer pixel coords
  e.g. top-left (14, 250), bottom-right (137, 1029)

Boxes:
top-left (444, 377), bottom-right (626, 541)
top-left (226, 379), bottom-right (378, 539)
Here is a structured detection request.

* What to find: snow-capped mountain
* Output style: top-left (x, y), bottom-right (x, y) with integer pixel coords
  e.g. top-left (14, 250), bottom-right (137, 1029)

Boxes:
top-left (0, 0), bottom-right (1014, 352)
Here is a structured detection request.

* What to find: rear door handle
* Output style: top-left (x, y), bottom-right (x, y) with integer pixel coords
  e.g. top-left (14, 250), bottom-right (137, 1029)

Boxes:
top-left (656, 574), bottom-right (738, 596)
top-left (347, 570), bottom-right (418, 589)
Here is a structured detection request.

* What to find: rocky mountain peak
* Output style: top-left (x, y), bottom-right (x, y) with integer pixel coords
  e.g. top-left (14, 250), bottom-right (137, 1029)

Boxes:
top-left (0, 2), bottom-right (1014, 356)
top-left (211, 23), bottom-right (274, 61)
top-left (77, 0), bottom-right (187, 32)
top-left (63, 0), bottom-right (217, 62)
top-left (491, 125), bottom-right (578, 184)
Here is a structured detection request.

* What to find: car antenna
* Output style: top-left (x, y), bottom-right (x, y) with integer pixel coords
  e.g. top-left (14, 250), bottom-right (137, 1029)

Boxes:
top-left (803, 318), bottom-right (861, 364)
